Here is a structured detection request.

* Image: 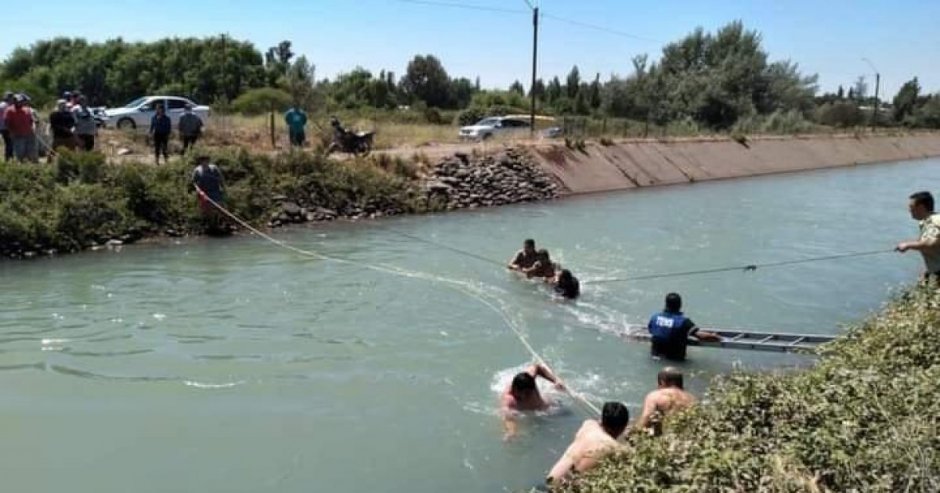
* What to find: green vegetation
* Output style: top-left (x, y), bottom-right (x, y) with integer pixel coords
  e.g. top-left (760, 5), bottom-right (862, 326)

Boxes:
top-left (0, 150), bottom-right (422, 258)
top-left (561, 285), bottom-right (940, 492)
top-left (5, 22), bottom-right (938, 134)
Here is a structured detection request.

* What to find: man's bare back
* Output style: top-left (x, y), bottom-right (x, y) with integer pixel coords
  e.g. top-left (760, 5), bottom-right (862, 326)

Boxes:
top-left (547, 402), bottom-right (630, 485)
top-left (637, 369), bottom-right (697, 433)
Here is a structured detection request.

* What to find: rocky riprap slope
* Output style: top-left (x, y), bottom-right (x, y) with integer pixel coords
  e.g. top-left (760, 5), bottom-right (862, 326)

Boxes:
top-left (269, 148), bottom-right (561, 227)
top-left (422, 149), bottom-right (560, 210)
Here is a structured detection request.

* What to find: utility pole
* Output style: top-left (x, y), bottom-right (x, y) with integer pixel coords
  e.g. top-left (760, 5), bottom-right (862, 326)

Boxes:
top-left (524, 1), bottom-right (539, 136)
top-left (863, 58), bottom-right (880, 127)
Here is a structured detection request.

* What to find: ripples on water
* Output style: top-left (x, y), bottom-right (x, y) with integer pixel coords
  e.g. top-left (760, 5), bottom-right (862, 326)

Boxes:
top-left (0, 159), bottom-right (936, 492)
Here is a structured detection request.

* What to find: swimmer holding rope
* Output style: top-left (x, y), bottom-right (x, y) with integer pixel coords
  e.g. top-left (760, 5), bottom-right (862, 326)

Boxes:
top-left (500, 363), bottom-right (567, 441)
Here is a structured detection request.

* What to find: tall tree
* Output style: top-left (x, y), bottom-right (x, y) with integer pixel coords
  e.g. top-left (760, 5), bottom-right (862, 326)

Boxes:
top-left (265, 40), bottom-right (294, 84)
top-left (529, 78), bottom-right (546, 100)
top-left (283, 55), bottom-right (316, 109)
top-left (547, 76), bottom-right (563, 103)
top-left (589, 73), bottom-right (602, 110)
top-left (566, 66), bottom-right (581, 99)
top-left (509, 80), bottom-right (525, 96)
top-left (400, 54), bottom-right (451, 108)
top-left (892, 77), bottom-right (921, 123)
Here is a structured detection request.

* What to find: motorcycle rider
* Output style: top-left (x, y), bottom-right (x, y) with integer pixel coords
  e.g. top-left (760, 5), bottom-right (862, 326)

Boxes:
top-left (330, 116), bottom-right (348, 144)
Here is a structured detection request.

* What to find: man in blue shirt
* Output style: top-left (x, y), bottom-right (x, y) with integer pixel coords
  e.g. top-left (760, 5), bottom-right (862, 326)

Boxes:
top-left (284, 106), bottom-right (308, 148)
top-left (647, 293), bottom-right (721, 361)
top-left (149, 104), bottom-right (172, 164)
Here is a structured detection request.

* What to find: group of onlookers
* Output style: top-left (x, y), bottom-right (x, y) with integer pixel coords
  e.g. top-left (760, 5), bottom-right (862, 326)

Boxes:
top-left (0, 90), bottom-right (97, 162)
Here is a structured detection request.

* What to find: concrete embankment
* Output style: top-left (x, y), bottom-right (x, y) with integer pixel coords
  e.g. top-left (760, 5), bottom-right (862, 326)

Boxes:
top-left (528, 133), bottom-right (940, 194)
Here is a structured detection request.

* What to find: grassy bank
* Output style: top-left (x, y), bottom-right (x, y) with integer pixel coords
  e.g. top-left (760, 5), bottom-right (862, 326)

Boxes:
top-left (0, 150), bottom-right (422, 258)
top-left (562, 286), bottom-right (939, 492)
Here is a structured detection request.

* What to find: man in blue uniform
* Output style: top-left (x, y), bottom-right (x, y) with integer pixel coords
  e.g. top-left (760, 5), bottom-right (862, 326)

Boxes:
top-left (647, 293), bottom-right (721, 361)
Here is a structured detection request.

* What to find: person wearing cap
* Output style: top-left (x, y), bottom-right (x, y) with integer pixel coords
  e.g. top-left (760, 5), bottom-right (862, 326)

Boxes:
top-left (49, 99), bottom-right (77, 153)
top-left (0, 91), bottom-right (13, 161)
top-left (178, 104), bottom-right (204, 154)
top-left (62, 91), bottom-right (73, 109)
top-left (4, 94), bottom-right (37, 162)
top-left (72, 96), bottom-right (97, 151)
top-left (149, 104), bottom-right (172, 164)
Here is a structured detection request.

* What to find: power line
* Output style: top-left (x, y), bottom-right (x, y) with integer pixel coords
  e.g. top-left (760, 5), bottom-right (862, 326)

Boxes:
top-left (542, 13), bottom-right (661, 43)
top-left (521, 0), bottom-right (535, 10)
top-left (393, 0), bottom-right (527, 15)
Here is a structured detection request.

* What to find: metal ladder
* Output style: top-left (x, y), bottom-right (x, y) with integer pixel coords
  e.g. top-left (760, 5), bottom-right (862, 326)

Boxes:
top-left (624, 326), bottom-right (837, 354)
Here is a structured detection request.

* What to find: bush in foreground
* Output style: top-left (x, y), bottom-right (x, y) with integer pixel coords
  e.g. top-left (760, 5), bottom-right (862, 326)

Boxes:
top-left (561, 286), bottom-right (940, 492)
top-left (0, 150), bottom-right (423, 257)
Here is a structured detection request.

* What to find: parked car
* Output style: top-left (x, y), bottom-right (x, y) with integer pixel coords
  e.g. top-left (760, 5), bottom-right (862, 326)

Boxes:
top-left (91, 107), bottom-right (109, 128)
top-left (104, 96), bottom-right (210, 130)
top-left (459, 116), bottom-right (530, 140)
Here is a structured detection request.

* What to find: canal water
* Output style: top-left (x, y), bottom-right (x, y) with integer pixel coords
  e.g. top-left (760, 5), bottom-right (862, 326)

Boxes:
top-left (0, 158), bottom-right (935, 492)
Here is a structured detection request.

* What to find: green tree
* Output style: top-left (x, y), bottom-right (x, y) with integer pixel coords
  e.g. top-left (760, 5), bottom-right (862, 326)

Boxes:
top-left (892, 77), bottom-right (920, 123)
top-left (509, 80), bottom-right (525, 96)
top-left (914, 94), bottom-right (940, 128)
top-left (400, 54), bottom-right (451, 108)
top-left (450, 77), bottom-right (476, 109)
top-left (231, 87), bottom-right (293, 114)
top-left (282, 55), bottom-right (316, 108)
top-left (264, 40), bottom-right (294, 85)
top-left (589, 73), bottom-right (602, 110)
top-left (565, 66), bottom-right (581, 99)
top-left (546, 77), bottom-right (562, 103)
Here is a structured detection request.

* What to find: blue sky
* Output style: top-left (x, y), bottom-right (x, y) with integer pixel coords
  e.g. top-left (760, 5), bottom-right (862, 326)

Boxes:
top-left (2, 0), bottom-right (938, 98)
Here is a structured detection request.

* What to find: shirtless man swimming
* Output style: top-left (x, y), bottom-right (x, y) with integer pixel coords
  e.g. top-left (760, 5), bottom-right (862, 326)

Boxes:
top-left (636, 367), bottom-right (697, 436)
top-left (546, 402), bottom-right (629, 485)
top-left (500, 363), bottom-right (565, 440)
top-left (508, 239), bottom-right (539, 271)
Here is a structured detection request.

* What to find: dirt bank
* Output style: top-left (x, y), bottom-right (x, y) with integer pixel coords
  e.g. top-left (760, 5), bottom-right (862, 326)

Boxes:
top-left (527, 133), bottom-right (940, 194)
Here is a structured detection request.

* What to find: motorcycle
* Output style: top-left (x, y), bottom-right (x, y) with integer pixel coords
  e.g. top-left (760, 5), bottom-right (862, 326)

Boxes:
top-left (326, 124), bottom-right (375, 156)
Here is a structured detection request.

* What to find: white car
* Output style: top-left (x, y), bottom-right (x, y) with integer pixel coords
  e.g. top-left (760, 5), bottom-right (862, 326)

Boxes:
top-left (459, 116), bottom-right (530, 140)
top-left (104, 96), bottom-right (210, 130)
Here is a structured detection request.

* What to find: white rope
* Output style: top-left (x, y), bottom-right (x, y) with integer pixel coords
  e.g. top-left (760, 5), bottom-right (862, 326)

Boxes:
top-left (195, 185), bottom-right (602, 416)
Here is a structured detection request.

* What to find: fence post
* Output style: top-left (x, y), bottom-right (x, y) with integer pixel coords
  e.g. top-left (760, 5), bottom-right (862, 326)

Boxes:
top-left (269, 106), bottom-right (276, 149)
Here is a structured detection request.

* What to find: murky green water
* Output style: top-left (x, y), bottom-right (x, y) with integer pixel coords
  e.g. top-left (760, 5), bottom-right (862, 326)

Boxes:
top-left (1, 158), bottom-right (935, 492)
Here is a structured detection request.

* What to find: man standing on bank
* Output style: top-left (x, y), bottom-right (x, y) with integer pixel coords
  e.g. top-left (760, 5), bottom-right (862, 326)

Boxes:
top-left (897, 191), bottom-right (940, 283)
top-left (150, 104), bottom-right (172, 164)
top-left (178, 104), bottom-right (204, 154)
top-left (284, 105), bottom-right (308, 148)
top-left (647, 293), bottom-right (721, 362)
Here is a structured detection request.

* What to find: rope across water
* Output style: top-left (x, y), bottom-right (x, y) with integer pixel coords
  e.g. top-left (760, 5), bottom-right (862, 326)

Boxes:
top-left (196, 186), bottom-right (603, 417)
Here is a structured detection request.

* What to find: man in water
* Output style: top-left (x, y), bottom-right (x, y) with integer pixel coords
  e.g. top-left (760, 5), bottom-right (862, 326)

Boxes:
top-left (546, 402), bottom-right (629, 485)
top-left (524, 249), bottom-right (556, 280)
top-left (897, 191), bottom-right (940, 283)
top-left (500, 363), bottom-right (565, 440)
top-left (551, 269), bottom-right (580, 300)
top-left (647, 293), bottom-right (721, 362)
top-left (508, 238), bottom-right (539, 271)
top-left (636, 367), bottom-right (696, 436)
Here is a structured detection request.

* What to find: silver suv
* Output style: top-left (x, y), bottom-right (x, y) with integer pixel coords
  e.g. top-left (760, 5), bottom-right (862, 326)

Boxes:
top-left (458, 116), bottom-right (530, 140)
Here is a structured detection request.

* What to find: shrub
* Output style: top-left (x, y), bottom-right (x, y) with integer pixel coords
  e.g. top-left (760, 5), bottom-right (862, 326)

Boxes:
top-left (816, 102), bottom-right (864, 128)
top-left (231, 87), bottom-right (294, 115)
top-left (562, 285), bottom-right (940, 492)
